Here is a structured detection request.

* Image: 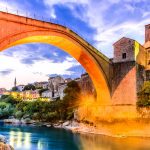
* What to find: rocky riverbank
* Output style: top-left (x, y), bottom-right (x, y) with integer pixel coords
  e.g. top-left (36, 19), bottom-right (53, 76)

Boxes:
top-left (1, 118), bottom-right (128, 137)
top-left (0, 135), bottom-right (14, 150)
top-left (3, 118), bottom-right (98, 135)
top-left (4, 117), bottom-right (150, 138)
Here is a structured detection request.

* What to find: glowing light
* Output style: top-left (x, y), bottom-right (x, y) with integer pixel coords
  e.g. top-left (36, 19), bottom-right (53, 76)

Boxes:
top-left (16, 131), bottom-right (22, 148)
top-left (37, 140), bottom-right (43, 150)
top-left (9, 131), bottom-right (15, 147)
top-left (24, 133), bottom-right (31, 149)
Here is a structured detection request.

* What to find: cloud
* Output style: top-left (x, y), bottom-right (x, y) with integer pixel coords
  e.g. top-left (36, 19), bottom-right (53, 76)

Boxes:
top-left (1, 0), bottom-right (150, 58)
top-left (0, 0), bottom-right (29, 16)
top-left (0, 0), bottom-right (150, 89)
top-left (42, 0), bottom-right (150, 57)
top-left (0, 45), bottom-right (83, 89)
top-left (0, 69), bottom-right (14, 76)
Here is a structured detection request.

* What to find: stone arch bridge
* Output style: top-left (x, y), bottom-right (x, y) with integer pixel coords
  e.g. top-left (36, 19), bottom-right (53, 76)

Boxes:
top-left (0, 11), bottom-right (145, 105)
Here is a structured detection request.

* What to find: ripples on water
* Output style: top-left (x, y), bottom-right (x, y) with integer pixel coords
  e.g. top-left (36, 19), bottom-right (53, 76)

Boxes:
top-left (0, 122), bottom-right (150, 150)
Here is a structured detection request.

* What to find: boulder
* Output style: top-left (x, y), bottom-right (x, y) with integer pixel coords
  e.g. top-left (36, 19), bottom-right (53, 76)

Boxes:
top-left (0, 142), bottom-right (14, 150)
top-left (63, 121), bottom-right (70, 127)
top-left (0, 135), bottom-right (6, 143)
top-left (21, 118), bottom-right (37, 124)
top-left (0, 135), bottom-right (14, 150)
top-left (4, 119), bottom-right (21, 124)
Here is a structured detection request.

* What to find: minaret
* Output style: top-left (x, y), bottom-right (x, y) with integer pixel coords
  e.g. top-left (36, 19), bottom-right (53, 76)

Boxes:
top-left (14, 77), bottom-right (17, 87)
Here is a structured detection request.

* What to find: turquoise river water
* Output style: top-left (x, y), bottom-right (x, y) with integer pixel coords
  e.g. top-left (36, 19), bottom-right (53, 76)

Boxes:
top-left (1, 122), bottom-right (150, 150)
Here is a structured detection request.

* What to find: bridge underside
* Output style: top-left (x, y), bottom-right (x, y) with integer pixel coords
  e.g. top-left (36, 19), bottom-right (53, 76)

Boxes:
top-left (0, 11), bottom-right (112, 105)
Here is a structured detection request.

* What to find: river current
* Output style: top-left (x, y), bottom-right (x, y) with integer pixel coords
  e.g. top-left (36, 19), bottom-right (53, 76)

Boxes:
top-left (0, 122), bottom-right (150, 150)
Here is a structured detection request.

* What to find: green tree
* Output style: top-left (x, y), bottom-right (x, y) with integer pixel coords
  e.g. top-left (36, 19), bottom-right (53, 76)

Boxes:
top-left (0, 95), bottom-right (19, 105)
top-left (61, 80), bottom-right (81, 120)
top-left (23, 84), bottom-right (36, 91)
top-left (137, 81), bottom-right (150, 106)
top-left (63, 80), bottom-right (81, 106)
top-left (11, 86), bottom-right (18, 91)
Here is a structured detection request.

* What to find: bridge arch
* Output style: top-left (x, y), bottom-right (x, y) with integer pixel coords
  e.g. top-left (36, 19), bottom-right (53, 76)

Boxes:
top-left (0, 12), bottom-right (111, 105)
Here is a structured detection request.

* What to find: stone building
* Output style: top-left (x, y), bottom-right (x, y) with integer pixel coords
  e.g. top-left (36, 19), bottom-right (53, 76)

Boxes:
top-left (58, 83), bottom-right (67, 100)
top-left (20, 90), bottom-right (40, 100)
top-left (0, 88), bottom-right (7, 98)
top-left (34, 81), bottom-right (48, 89)
top-left (0, 88), bottom-right (7, 95)
top-left (48, 76), bottom-right (65, 91)
top-left (112, 37), bottom-right (146, 105)
top-left (17, 85), bottom-right (25, 92)
top-left (79, 73), bottom-right (95, 95)
top-left (47, 76), bottom-right (66, 99)
top-left (41, 90), bottom-right (52, 99)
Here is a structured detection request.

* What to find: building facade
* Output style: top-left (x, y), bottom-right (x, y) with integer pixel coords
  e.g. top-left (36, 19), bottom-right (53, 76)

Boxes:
top-left (17, 85), bottom-right (25, 92)
top-left (112, 36), bottom-right (147, 105)
top-left (34, 81), bottom-right (49, 89)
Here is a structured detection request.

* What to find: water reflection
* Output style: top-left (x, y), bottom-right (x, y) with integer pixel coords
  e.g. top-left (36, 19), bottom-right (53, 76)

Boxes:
top-left (75, 133), bottom-right (150, 150)
top-left (1, 123), bottom-right (150, 150)
top-left (9, 131), bottom-right (31, 149)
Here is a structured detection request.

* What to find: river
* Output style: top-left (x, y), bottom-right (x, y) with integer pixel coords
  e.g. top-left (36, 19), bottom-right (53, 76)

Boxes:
top-left (1, 122), bottom-right (150, 150)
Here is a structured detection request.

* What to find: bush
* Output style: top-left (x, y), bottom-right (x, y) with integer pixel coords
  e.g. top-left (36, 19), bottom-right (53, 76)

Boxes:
top-left (0, 102), bottom-right (14, 118)
top-left (137, 81), bottom-right (150, 107)
top-left (15, 111), bottom-right (23, 119)
top-left (0, 81), bottom-right (81, 121)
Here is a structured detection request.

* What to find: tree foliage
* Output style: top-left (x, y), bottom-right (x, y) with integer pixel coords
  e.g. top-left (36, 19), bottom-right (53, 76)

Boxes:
top-left (23, 84), bottom-right (36, 91)
top-left (11, 86), bottom-right (18, 91)
top-left (137, 81), bottom-right (150, 107)
top-left (63, 80), bottom-right (81, 106)
top-left (0, 80), bottom-right (81, 121)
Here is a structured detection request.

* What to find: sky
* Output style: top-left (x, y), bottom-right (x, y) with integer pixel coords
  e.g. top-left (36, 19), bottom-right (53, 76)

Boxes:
top-left (0, 0), bottom-right (150, 89)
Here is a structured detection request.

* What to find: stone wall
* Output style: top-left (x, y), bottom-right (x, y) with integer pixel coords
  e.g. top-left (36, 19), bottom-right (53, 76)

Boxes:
top-left (112, 61), bottom-right (137, 105)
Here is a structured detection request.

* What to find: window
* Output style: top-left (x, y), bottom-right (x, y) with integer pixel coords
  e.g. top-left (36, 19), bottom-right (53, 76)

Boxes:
top-left (122, 53), bottom-right (126, 59)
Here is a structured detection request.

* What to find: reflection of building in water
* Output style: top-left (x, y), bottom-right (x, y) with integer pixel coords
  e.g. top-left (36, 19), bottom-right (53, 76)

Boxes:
top-left (9, 131), bottom-right (31, 149)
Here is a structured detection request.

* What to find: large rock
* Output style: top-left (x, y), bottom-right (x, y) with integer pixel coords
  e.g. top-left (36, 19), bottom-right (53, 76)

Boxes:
top-left (0, 135), bottom-right (6, 143)
top-left (63, 121), bottom-right (70, 127)
top-left (4, 119), bottom-right (21, 124)
top-left (0, 142), bottom-right (14, 150)
top-left (0, 135), bottom-right (14, 150)
top-left (21, 118), bottom-right (37, 124)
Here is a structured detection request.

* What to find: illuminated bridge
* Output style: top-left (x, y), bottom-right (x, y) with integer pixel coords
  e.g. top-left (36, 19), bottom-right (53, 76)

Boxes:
top-left (0, 11), bottom-right (148, 105)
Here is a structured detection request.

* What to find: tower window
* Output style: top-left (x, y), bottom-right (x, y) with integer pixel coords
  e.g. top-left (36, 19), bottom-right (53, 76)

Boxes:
top-left (122, 53), bottom-right (126, 59)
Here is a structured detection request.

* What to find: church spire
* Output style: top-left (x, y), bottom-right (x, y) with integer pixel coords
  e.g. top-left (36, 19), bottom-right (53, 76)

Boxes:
top-left (14, 77), bottom-right (17, 87)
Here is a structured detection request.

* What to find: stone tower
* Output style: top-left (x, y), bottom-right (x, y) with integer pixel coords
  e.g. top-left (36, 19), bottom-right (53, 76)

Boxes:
top-left (112, 37), bottom-right (146, 105)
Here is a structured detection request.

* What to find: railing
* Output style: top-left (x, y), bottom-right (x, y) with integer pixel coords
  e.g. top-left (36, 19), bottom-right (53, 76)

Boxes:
top-left (0, 6), bottom-right (88, 43)
top-left (0, 5), bottom-right (110, 61)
